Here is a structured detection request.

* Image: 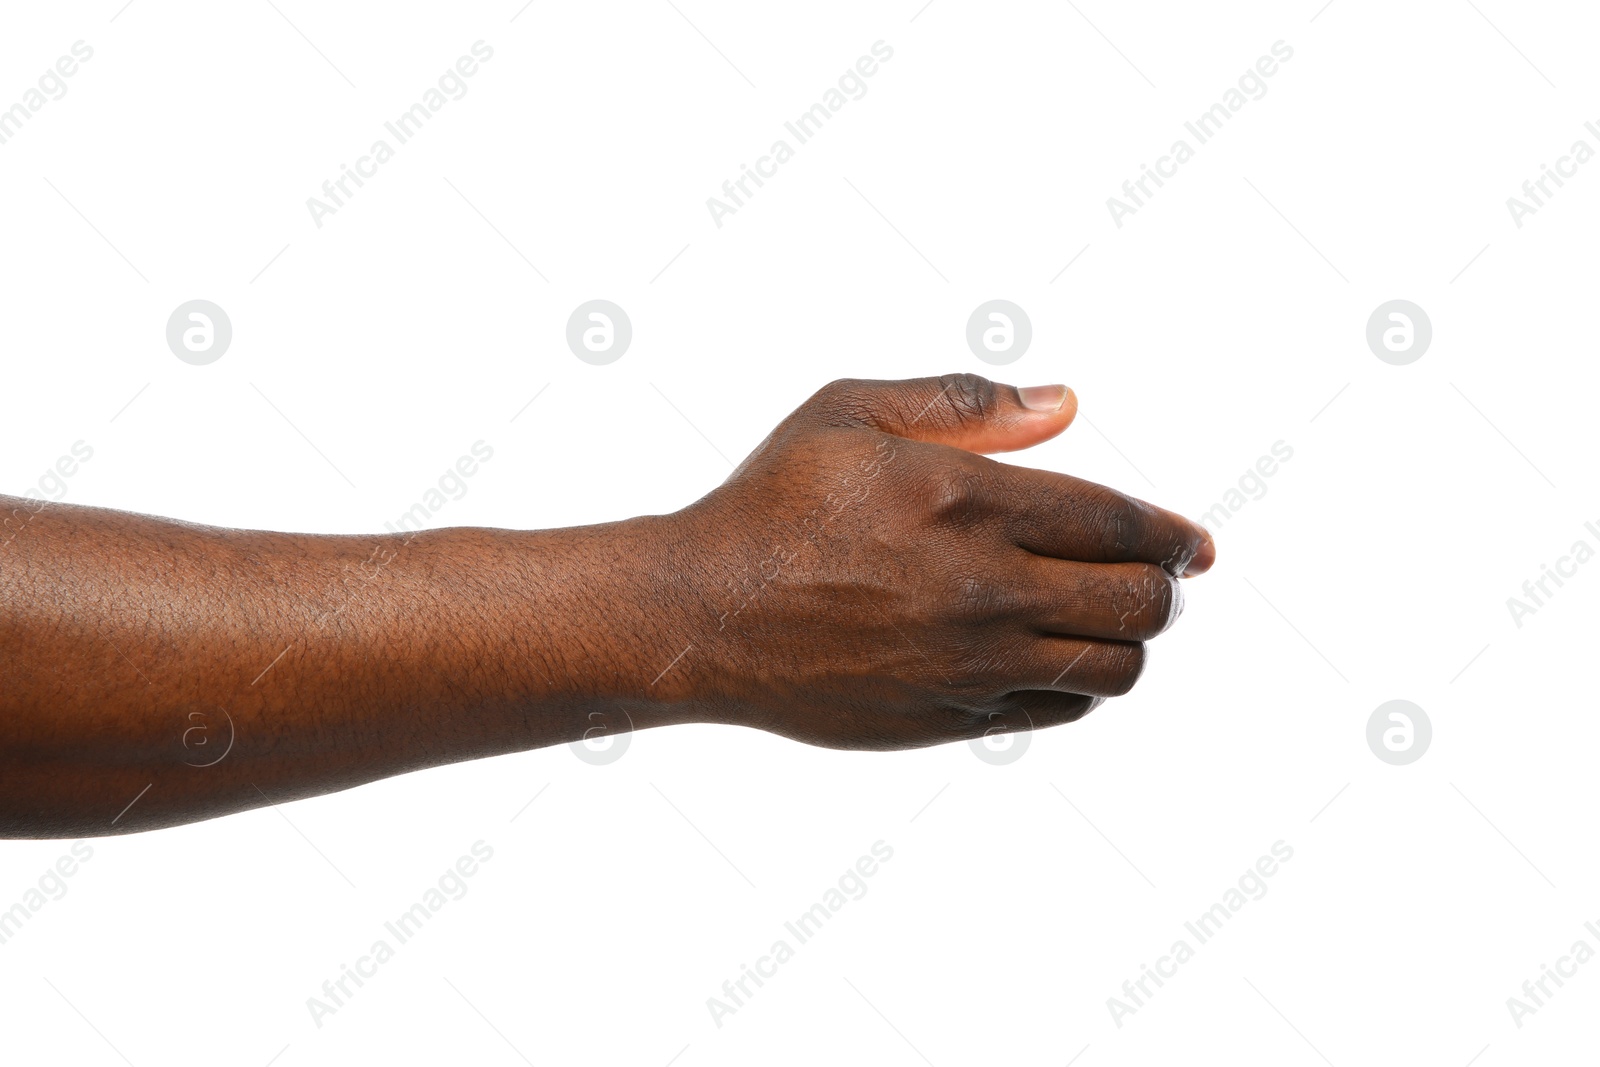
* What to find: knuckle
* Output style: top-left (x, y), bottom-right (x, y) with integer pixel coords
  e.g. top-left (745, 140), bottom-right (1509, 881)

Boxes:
top-left (1119, 564), bottom-right (1182, 638)
top-left (1103, 641), bottom-right (1147, 696)
top-left (936, 373), bottom-right (997, 425)
top-left (809, 377), bottom-right (867, 420)
top-left (806, 375), bottom-right (883, 425)
top-left (919, 460), bottom-right (990, 525)
top-left (1090, 489), bottom-right (1145, 560)
top-left (1164, 526), bottom-right (1204, 577)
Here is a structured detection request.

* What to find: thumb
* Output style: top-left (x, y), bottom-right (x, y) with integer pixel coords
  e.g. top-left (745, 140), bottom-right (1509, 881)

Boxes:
top-left (814, 373), bottom-right (1076, 454)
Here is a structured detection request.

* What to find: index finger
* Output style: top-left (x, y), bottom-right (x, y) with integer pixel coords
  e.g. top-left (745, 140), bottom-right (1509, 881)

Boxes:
top-left (995, 463), bottom-right (1216, 577)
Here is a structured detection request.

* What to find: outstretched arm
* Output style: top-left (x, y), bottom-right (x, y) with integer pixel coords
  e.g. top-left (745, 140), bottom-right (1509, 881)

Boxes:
top-left (0, 375), bottom-right (1213, 838)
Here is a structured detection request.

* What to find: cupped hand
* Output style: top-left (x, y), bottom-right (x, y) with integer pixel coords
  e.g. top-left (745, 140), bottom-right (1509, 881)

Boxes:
top-left (663, 374), bottom-right (1214, 750)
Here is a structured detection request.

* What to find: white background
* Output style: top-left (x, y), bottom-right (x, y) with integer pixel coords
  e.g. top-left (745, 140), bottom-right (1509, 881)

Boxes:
top-left (2, 1), bottom-right (1597, 1063)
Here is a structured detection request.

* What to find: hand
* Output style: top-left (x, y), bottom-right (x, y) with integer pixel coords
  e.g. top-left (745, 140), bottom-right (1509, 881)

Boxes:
top-left (657, 374), bottom-right (1215, 750)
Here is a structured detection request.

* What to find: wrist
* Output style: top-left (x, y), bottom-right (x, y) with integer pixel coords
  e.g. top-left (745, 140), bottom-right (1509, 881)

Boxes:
top-left (510, 511), bottom-right (712, 739)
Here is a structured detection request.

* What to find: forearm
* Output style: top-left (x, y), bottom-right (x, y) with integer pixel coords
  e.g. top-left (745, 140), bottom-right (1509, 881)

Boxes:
top-left (0, 495), bottom-right (696, 838)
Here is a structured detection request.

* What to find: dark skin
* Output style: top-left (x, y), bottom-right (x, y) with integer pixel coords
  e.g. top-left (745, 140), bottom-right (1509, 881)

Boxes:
top-left (0, 374), bottom-right (1213, 838)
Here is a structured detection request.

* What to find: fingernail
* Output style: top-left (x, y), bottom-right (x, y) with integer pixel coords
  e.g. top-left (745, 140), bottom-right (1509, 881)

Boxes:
top-left (1018, 384), bottom-right (1068, 412)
